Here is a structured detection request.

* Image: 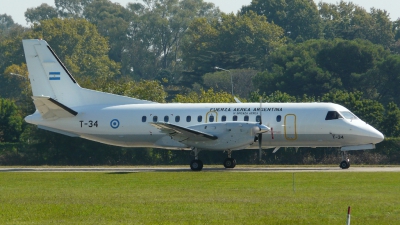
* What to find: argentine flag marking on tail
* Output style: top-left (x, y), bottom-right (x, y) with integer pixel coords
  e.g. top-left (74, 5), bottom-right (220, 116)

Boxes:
top-left (49, 72), bottom-right (60, 80)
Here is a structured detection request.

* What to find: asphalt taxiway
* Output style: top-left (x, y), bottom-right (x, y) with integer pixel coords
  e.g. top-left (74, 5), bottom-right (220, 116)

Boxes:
top-left (1, 166), bottom-right (400, 172)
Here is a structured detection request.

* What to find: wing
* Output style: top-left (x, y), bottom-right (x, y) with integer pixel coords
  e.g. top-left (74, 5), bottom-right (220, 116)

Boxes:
top-left (32, 96), bottom-right (78, 120)
top-left (150, 122), bottom-right (217, 142)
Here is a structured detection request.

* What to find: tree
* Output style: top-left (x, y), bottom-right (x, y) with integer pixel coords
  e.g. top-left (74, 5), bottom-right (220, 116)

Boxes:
top-left (83, 77), bottom-right (167, 103)
top-left (373, 54), bottom-right (400, 105)
top-left (250, 90), bottom-right (296, 102)
top-left (122, 0), bottom-right (219, 80)
top-left (173, 88), bottom-right (233, 103)
top-left (2, 63), bottom-right (34, 116)
top-left (24, 3), bottom-right (59, 24)
top-left (0, 14), bottom-right (15, 34)
top-left (0, 98), bottom-right (23, 142)
top-left (368, 8), bottom-right (395, 49)
top-left (0, 26), bottom-right (28, 84)
top-left (30, 18), bottom-right (120, 82)
top-left (182, 12), bottom-right (285, 84)
top-left (253, 39), bottom-right (390, 98)
top-left (380, 102), bottom-right (400, 137)
top-left (319, 1), bottom-right (395, 48)
top-left (241, 0), bottom-right (322, 41)
top-left (316, 39), bottom-right (380, 91)
top-left (203, 69), bottom-right (258, 98)
top-left (55, 0), bottom-right (93, 18)
top-left (83, 0), bottom-right (130, 63)
top-left (2, 64), bottom-right (29, 97)
top-left (392, 18), bottom-right (400, 53)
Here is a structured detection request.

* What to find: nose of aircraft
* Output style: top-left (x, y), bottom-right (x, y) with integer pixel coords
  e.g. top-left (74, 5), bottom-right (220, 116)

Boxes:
top-left (359, 123), bottom-right (384, 144)
top-left (370, 127), bottom-right (384, 143)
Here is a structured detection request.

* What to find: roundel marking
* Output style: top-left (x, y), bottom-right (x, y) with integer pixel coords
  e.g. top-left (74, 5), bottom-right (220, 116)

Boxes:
top-left (110, 119), bottom-right (120, 129)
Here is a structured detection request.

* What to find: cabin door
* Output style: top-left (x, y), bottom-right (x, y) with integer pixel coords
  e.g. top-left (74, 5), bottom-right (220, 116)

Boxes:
top-left (284, 114), bottom-right (297, 140)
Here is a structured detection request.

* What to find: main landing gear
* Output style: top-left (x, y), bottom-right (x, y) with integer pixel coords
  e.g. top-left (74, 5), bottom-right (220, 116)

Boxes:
top-left (190, 148), bottom-right (203, 171)
top-left (189, 148), bottom-right (237, 171)
top-left (340, 151), bottom-right (350, 169)
top-left (223, 150), bottom-right (236, 169)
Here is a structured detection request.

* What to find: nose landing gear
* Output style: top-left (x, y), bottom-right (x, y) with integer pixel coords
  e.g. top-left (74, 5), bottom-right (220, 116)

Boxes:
top-left (340, 151), bottom-right (350, 169)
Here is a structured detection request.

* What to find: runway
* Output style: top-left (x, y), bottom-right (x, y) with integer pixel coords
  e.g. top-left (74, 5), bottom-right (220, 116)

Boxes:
top-left (1, 166), bottom-right (400, 172)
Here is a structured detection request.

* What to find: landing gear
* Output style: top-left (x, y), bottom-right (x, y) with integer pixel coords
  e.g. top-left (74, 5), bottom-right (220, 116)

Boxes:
top-left (340, 151), bottom-right (350, 169)
top-left (223, 150), bottom-right (236, 169)
top-left (223, 158), bottom-right (236, 168)
top-left (340, 160), bottom-right (350, 169)
top-left (190, 148), bottom-right (203, 171)
top-left (190, 159), bottom-right (203, 171)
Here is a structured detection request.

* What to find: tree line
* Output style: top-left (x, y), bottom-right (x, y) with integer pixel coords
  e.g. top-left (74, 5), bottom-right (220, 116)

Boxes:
top-left (1, 0), bottom-right (400, 166)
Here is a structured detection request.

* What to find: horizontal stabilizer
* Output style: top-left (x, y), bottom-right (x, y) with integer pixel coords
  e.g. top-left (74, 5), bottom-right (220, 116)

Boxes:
top-left (151, 122), bottom-right (217, 141)
top-left (32, 96), bottom-right (77, 120)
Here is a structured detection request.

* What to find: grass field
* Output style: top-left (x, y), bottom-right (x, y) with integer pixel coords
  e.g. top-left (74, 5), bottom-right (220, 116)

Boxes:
top-left (1, 170), bottom-right (399, 224)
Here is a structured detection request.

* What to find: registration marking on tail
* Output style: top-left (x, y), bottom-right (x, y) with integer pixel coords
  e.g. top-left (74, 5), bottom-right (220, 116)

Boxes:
top-left (49, 72), bottom-right (60, 80)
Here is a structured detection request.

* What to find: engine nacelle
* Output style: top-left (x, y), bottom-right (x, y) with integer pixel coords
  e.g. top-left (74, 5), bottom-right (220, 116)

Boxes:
top-left (183, 122), bottom-right (268, 150)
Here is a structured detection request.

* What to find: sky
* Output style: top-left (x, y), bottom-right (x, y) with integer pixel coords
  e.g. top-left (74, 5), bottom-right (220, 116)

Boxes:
top-left (1, 0), bottom-right (399, 27)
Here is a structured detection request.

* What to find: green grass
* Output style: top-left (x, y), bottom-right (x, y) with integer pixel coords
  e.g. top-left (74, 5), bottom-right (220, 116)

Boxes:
top-left (1, 171), bottom-right (399, 224)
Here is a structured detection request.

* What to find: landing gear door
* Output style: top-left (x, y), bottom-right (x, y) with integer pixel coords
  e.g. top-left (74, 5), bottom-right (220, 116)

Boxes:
top-left (284, 114), bottom-right (297, 140)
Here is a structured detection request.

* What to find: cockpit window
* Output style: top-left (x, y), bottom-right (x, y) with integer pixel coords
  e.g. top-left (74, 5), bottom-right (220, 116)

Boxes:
top-left (325, 111), bottom-right (343, 120)
top-left (340, 111), bottom-right (358, 120)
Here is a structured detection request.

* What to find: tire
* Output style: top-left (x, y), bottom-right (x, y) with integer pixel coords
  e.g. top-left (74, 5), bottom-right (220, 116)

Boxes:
top-left (340, 160), bottom-right (349, 169)
top-left (231, 159), bottom-right (237, 168)
top-left (224, 158), bottom-right (236, 168)
top-left (190, 160), bottom-right (203, 171)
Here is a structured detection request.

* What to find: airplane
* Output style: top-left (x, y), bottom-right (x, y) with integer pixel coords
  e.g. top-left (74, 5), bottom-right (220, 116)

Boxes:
top-left (22, 39), bottom-right (384, 171)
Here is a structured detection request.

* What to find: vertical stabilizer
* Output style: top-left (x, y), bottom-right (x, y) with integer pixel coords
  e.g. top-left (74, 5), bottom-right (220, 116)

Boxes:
top-left (23, 39), bottom-right (155, 108)
top-left (23, 39), bottom-right (81, 106)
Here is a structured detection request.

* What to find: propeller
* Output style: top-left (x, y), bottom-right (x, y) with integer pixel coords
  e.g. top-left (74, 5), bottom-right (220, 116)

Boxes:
top-left (258, 97), bottom-right (263, 162)
top-left (253, 97), bottom-right (269, 162)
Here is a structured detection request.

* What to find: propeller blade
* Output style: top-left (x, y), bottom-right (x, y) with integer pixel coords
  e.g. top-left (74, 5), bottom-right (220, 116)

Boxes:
top-left (258, 133), bottom-right (262, 162)
top-left (259, 97), bottom-right (262, 125)
top-left (259, 97), bottom-right (263, 162)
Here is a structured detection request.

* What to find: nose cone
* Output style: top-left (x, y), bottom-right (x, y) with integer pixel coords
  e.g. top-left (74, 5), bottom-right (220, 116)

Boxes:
top-left (369, 127), bottom-right (384, 144)
top-left (257, 124), bottom-right (270, 134)
top-left (358, 123), bottom-right (384, 144)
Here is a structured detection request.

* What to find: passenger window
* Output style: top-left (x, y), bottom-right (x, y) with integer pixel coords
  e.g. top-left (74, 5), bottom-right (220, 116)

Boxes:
top-left (233, 115), bottom-right (237, 121)
top-left (164, 116), bottom-right (169, 122)
top-left (142, 116), bottom-right (147, 122)
top-left (175, 116), bottom-right (180, 122)
top-left (276, 115), bottom-right (281, 122)
top-left (186, 116), bottom-right (191, 122)
top-left (153, 116), bottom-right (158, 122)
top-left (209, 115), bottom-right (214, 122)
top-left (256, 115), bottom-right (261, 122)
top-left (325, 111), bottom-right (342, 120)
top-left (198, 115), bottom-right (202, 122)
top-left (244, 115), bottom-right (249, 121)
top-left (221, 115), bottom-right (226, 122)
